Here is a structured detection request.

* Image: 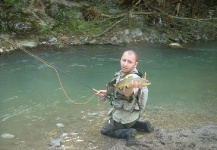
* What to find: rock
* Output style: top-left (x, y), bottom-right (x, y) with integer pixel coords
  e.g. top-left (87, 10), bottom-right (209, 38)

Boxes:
top-left (87, 113), bottom-right (97, 116)
top-left (59, 36), bottom-right (70, 42)
top-left (1, 133), bottom-right (15, 138)
top-left (88, 39), bottom-right (97, 45)
top-left (124, 29), bottom-right (130, 35)
top-left (169, 42), bottom-right (181, 47)
top-left (16, 40), bottom-right (37, 48)
top-left (111, 36), bottom-right (118, 42)
top-left (60, 132), bottom-right (68, 138)
top-left (131, 28), bottom-right (143, 38)
top-left (123, 37), bottom-right (131, 44)
top-left (48, 37), bottom-right (57, 43)
top-left (49, 139), bottom-right (61, 147)
top-left (56, 123), bottom-right (64, 127)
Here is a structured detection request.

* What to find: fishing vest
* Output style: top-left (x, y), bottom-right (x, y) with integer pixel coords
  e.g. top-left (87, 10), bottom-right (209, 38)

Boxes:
top-left (105, 70), bottom-right (145, 112)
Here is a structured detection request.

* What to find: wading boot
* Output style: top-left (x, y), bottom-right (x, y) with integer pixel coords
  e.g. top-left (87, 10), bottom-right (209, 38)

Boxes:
top-left (126, 128), bottom-right (138, 147)
top-left (132, 120), bottom-right (154, 133)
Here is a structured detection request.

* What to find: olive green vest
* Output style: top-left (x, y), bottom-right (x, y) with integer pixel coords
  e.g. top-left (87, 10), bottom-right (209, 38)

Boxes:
top-left (105, 69), bottom-right (143, 112)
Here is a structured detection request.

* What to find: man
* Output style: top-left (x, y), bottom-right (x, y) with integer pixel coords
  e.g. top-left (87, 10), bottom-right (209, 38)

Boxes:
top-left (96, 50), bottom-right (154, 146)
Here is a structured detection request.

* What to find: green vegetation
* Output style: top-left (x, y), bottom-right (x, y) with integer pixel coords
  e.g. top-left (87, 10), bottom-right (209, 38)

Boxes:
top-left (41, 25), bottom-right (52, 34)
top-left (4, 0), bottom-right (16, 7)
top-left (48, 9), bottom-right (116, 36)
top-left (0, 0), bottom-right (216, 42)
top-left (55, 21), bottom-right (106, 36)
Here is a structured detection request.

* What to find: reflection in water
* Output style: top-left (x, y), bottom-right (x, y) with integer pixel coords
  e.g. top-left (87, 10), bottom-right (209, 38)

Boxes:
top-left (0, 41), bottom-right (217, 149)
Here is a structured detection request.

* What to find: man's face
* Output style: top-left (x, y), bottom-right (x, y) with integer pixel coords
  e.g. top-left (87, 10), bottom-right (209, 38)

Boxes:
top-left (120, 51), bottom-right (138, 73)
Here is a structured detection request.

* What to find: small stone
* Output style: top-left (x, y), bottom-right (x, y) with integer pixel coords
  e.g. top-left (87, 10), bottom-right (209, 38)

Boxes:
top-left (48, 37), bottom-right (57, 43)
top-left (60, 132), bottom-right (68, 138)
top-left (88, 39), bottom-right (97, 45)
top-left (56, 123), bottom-right (64, 128)
top-left (1, 133), bottom-right (15, 139)
top-left (76, 139), bottom-right (84, 142)
top-left (49, 139), bottom-right (61, 147)
top-left (169, 43), bottom-right (181, 47)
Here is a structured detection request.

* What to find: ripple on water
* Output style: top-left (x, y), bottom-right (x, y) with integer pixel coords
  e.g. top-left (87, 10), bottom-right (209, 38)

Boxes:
top-left (0, 105), bottom-right (32, 122)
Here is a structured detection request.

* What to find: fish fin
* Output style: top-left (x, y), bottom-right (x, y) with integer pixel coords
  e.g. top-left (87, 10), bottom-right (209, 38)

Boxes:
top-left (144, 72), bottom-right (147, 79)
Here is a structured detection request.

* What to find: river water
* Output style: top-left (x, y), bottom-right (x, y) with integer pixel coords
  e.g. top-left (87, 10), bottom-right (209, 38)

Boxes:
top-left (0, 41), bottom-right (217, 149)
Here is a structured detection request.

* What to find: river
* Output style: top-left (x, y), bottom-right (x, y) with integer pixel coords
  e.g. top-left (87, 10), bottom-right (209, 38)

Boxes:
top-left (0, 41), bottom-right (217, 150)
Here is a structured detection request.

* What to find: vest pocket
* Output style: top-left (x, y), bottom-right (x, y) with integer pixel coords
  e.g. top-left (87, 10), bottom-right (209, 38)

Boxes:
top-left (123, 99), bottom-right (136, 111)
top-left (112, 98), bottom-right (136, 112)
top-left (112, 99), bottom-right (124, 108)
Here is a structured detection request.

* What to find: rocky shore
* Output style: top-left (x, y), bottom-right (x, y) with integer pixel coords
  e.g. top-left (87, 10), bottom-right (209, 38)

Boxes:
top-left (45, 113), bottom-right (217, 150)
top-left (109, 125), bottom-right (217, 150)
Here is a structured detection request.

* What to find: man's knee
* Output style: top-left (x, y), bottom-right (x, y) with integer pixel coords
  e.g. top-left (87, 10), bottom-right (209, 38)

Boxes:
top-left (101, 128), bottom-right (108, 135)
top-left (101, 118), bottom-right (115, 135)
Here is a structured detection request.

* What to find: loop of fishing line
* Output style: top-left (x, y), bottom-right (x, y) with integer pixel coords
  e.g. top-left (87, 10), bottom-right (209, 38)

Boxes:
top-left (1, 38), bottom-right (98, 105)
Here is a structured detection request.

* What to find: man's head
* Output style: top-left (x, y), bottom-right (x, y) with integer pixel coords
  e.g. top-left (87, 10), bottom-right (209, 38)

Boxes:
top-left (120, 50), bottom-right (138, 73)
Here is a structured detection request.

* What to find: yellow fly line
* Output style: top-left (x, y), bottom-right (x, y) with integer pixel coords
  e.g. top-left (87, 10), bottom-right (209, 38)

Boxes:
top-left (2, 39), bottom-right (98, 105)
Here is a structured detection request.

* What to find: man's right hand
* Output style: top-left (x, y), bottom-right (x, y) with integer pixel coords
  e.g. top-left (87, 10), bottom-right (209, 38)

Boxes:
top-left (95, 90), bottom-right (107, 100)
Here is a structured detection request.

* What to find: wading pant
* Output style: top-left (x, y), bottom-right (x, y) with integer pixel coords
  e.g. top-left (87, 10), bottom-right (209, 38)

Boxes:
top-left (132, 120), bottom-right (154, 133)
top-left (101, 118), bottom-right (137, 139)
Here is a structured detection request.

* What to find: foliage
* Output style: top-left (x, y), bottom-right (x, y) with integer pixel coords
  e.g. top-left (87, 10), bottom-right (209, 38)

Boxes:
top-left (4, 0), bottom-right (16, 7)
top-left (41, 25), bottom-right (52, 34)
top-left (51, 9), bottom-right (114, 36)
top-left (55, 18), bottom-right (114, 36)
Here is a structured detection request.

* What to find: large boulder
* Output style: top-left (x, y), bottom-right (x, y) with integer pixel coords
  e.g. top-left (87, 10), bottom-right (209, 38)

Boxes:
top-left (0, 11), bottom-right (40, 37)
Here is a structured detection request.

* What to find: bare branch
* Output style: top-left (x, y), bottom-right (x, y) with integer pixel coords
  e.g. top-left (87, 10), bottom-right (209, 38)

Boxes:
top-left (166, 14), bottom-right (217, 27)
top-left (94, 17), bottom-right (126, 37)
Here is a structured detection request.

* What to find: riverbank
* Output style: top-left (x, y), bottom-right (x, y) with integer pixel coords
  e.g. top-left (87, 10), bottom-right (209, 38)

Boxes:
top-left (45, 111), bottom-right (217, 150)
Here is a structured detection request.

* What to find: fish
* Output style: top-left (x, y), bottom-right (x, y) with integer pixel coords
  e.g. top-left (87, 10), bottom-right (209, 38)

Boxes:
top-left (114, 75), bottom-right (151, 91)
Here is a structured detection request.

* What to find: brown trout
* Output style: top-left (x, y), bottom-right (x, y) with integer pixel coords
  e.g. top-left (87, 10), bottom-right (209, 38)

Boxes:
top-left (114, 76), bottom-right (151, 91)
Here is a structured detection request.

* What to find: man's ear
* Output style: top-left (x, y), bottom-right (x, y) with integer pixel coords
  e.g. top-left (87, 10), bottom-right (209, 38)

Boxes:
top-left (135, 62), bottom-right (138, 68)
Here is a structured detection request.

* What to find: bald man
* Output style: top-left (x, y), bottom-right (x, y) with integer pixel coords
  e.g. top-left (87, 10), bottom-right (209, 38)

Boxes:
top-left (96, 50), bottom-right (154, 146)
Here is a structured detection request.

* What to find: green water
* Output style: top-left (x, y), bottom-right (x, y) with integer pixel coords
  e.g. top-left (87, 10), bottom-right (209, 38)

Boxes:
top-left (0, 41), bottom-right (217, 149)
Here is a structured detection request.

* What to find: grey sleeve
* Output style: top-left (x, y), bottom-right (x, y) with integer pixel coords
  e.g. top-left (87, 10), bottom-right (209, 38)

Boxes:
top-left (138, 86), bottom-right (148, 115)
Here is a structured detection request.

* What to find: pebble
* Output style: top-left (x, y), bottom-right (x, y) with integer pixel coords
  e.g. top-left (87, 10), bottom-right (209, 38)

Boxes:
top-left (60, 133), bottom-right (68, 138)
top-left (1, 133), bottom-right (15, 138)
top-left (169, 42), bottom-right (181, 47)
top-left (49, 139), bottom-right (61, 147)
top-left (56, 123), bottom-right (64, 128)
top-left (48, 37), bottom-right (57, 43)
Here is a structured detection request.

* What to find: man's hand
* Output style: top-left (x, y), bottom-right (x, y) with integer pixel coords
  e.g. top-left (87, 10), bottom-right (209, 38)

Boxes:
top-left (95, 90), bottom-right (107, 100)
top-left (123, 80), bottom-right (142, 97)
top-left (128, 80), bottom-right (143, 89)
